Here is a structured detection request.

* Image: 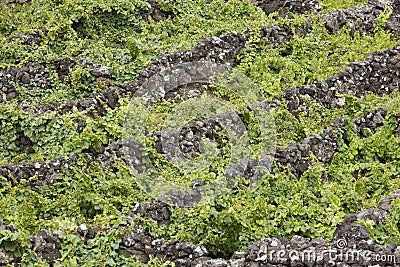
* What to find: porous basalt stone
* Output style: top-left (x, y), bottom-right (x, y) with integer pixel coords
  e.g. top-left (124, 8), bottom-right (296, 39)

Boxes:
top-left (0, 221), bottom-right (16, 265)
top-left (386, 0), bottom-right (400, 36)
top-left (76, 224), bottom-right (96, 241)
top-left (10, 31), bottom-right (42, 45)
top-left (256, 0), bottom-right (321, 17)
top-left (27, 230), bottom-right (63, 264)
top-left (140, 0), bottom-right (175, 22)
top-left (274, 118), bottom-right (346, 177)
top-left (331, 222), bottom-right (370, 248)
top-left (282, 46), bottom-right (400, 116)
top-left (0, 62), bottom-right (50, 102)
top-left (28, 31), bottom-right (248, 117)
top-left (353, 108), bottom-right (387, 138)
top-left (6, 0), bottom-right (31, 6)
top-left (322, 0), bottom-right (391, 36)
top-left (15, 62), bottom-right (50, 90)
top-left (121, 224), bottom-right (209, 264)
top-left (0, 155), bottom-right (76, 187)
top-left (128, 201), bottom-right (171, 226)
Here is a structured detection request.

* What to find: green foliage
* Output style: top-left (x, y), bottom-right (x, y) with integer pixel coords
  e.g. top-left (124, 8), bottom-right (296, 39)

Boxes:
top-left (360, 199), bottom-right (400, 245)
top-left (320, 0), bottom-right (368, 13)
top-left (236, 21), bottom-right (397, 100)
top-left (0, 230), bottom-right (29, 258)
top-left (0, 0), bottom-right (267, 82)
top-left (0, 0), bottom-right (400, 265)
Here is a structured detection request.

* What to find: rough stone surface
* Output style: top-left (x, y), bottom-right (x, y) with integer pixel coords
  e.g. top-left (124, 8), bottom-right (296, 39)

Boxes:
top-left (76, 224), bottom-right (96, 241)
top-left (331, 222), bottom-right (370, 248)
top-left (15, 62), bottom-right (50, 90)
top-left (164, 82), bottom-right (214, 103)
top-left (281, 46), bottom-right (400, 116)
top-left (127, 201), bottom-right (171, 226)
top-left (0, 62), bottom-right (50, 102)
top-left (322, 0), bottom-right (391, 36)
top-left (259, 24), bottom-right (314, 48)
top-left (0, 220), bottom-right (15, 232)
top-left (10, 31), bottom-right (42, 45)
top-left (256, 0), bottom-right (321, 17)
top-left (274, 118), bottom-right (346, 177)
top-left (27, 31), bottom-right (248, 117)
top-left (120, 224), bottom-right (210, 265)
top-left (154, 117), bottom-right (231, 163)
top-left (353, 108), bottom-right (387, 138)
top-left (0, 155), bottom-right (76, 187)
top-left (119, 199), bottom-right (400, 266)
top-left (53, 57), bottom-right (77, 82)
top-left (386, 0), bottom-right (400, 36)
top-left (140, 0), bottom-right (174, 22)
top-left (355, 208), bottom-right (387, 226)
top-left (27, 230), bottom-right (63, 264)
top-left (5, 0), bottom-right (31, 6)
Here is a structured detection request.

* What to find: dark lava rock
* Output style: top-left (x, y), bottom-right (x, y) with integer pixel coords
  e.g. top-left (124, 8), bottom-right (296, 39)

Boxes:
top-left (260, 26), bottom-right (299, 47)
top-left (164, 82), bottom-right (213, 103)
top-left (356, 208), bottom-right (387, 226)
top-left (87, 63), bottom-right (113, 79)
top-left (154, 117), bottom-right (227, 163)
top-left (0, 155), bottom-right (76, 187)
top-left (0, 220), bottom-right (15, 232)
top-left (322, 0), bottom-right (390, 36)
top-left (6, 0), bottom-right (31, 6)
top-left (128, 201), bottom-right (171, 225)
top-left (140, 0), bottom-right (174, 22)
top-left (77, 224), bottom-right (96, 241)
top-left (290, 236), bottom-right (312, 250)
top-left (0, 70), bottom-right (16, 101)
top-left (53, 57), bottom-right (76, 82)
top-left (27, 230), bottom-right (62, 263)
top-left (159, 188), bottom-right (203, 208)
top-left (331, 222), bottom-right (369, 248)
top-left (121, 224), bottom-right (209, 264)
top-left (386, 0), bottom-right (400, 36)
top-left (283, 45), bottom-right (400, 115)
top-left (0, 221), bottom-right (17, 264)
top-left (256, 0), bottom-right (321, 17)
top-left (274, 118), bottom-right (346, 177)
top-left (15, 62), bottom-right (50, 90)
top-left (10, 31), bottom-right (42, 45)
top-left (353, 108), bottom-right (387, 138)
top-left (19, 133), bottom-right (33, 154)
top-left (136, 31), bottom-right (248, 84)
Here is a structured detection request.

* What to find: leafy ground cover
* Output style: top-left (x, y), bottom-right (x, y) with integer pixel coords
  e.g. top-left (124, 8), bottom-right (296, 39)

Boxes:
top-left (0, 0), bottom-right (400, 266)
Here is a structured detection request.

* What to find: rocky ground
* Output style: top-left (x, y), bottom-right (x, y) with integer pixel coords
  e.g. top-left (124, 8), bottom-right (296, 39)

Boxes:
top-left (1, 0), bottom-right (400, 266)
